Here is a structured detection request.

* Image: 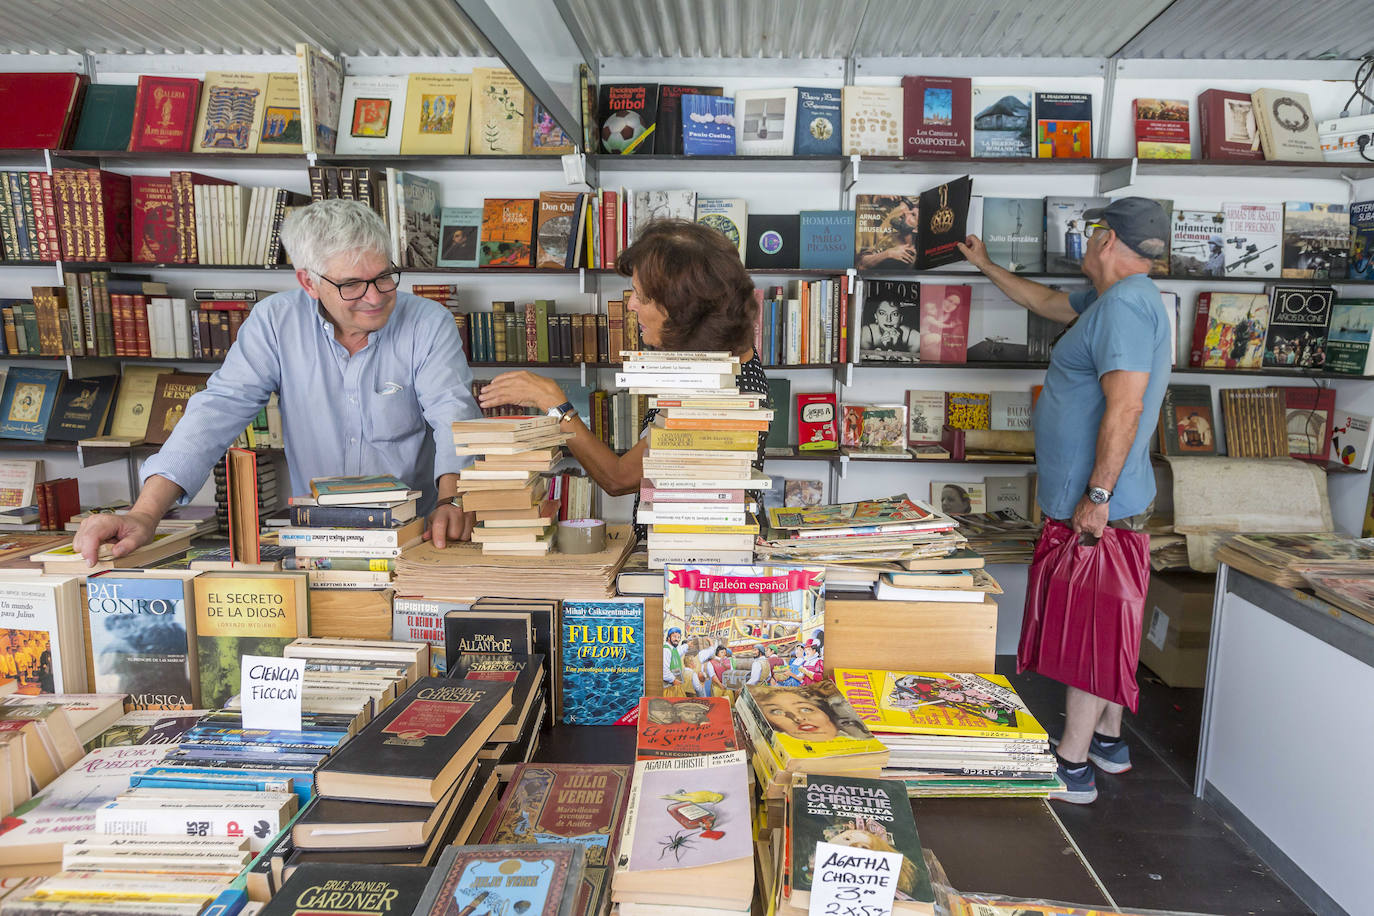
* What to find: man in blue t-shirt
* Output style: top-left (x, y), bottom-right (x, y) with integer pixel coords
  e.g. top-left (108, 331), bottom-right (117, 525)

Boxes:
top-left (959, 198), bottom-right (1171, 805)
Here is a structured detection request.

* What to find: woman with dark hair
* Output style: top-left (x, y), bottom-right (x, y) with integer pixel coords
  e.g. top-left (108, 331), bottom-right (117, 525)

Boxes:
top-left (478, 220), bottom-right (769, 526)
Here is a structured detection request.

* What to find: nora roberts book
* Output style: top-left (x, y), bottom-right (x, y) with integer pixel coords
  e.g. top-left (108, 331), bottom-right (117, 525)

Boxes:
top-left (316, 676), bottom-right (513, 804)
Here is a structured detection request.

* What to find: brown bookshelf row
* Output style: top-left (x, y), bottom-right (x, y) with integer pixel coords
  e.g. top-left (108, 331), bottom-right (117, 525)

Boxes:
top-left (4, 149), bottom-right (1371, 179)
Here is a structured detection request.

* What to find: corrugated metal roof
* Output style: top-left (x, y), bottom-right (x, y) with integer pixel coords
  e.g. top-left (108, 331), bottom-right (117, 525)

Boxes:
top-left (0, 0), bottom-right (495, 56)
top-left (1116, 0), bottom-right (1374, 59)
top-left (561, 0), bottom-right (864, 59)
top-left (854, 0), bottom-right (1172, 59)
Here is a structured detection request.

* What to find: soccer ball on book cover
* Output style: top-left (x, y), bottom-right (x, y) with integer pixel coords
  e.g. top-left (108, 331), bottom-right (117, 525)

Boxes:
top-left (601, 109), bottom-right (648, 153)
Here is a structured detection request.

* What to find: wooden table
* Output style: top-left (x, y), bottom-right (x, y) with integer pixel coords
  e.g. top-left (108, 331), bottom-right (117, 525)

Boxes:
top-left (533, 725), bottom-right (1110, 907)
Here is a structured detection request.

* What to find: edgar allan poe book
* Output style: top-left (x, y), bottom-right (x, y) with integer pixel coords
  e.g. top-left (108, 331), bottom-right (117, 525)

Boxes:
top-left (86, 571), bottom-right (199, 710)
top-left (789, 774), bottom-right (933, 910)
top-left (635, 696), bottom-right (739, 760)
top-left (262, 862), bottom-right (431, 916)
top-left (561, 599), bottom-right (643, 726)
top-left (192, 571), bottom-right (308, 709)
top-left (480, 763), bottom-right (632, 916)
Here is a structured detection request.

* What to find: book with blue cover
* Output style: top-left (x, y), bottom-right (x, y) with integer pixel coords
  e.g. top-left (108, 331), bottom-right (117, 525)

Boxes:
top-left (86, 570), bottom-right (200, 710)
top-left (0, 367), bottom-right (63, 440)
top-left (795, 86), bottom-right (843, 156)
top-left (560, 599), bottom-right (643, 725)
top-left (681, 95), bottom-right (736, 156)
top-left (799, 210), bottom-right (856, 269)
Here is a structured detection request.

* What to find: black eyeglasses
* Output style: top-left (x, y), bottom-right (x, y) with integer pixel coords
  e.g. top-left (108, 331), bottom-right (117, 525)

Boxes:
top-left (316, 268), bottom-right (402, 301)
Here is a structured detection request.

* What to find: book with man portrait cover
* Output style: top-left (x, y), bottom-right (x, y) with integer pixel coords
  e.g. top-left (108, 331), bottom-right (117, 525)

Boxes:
top-left (86, 570), bottom-right (199, 710)
top-left (635, 696), bottom-right (738, 760)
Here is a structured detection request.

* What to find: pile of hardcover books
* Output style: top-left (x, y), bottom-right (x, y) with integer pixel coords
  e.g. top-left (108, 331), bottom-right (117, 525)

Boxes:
top-left (620, 351), bottom-right (769, 568)
top-left (612, 750), bottom-right (755, 916)
top-left (772, 772), bottom-right (936, 916)
top-left (279, 474), bottom-right (424, 588)
top-left (451, 416), bottom-right (572, 556)
top-left (834, 669), bottom-right (1060, 798)
top-left (757, 495), bottom-right (963, 577)
top-left (735, 681), bottom-right (890, 799)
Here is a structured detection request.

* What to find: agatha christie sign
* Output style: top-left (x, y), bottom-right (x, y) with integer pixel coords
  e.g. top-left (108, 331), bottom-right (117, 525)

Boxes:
top-left (809, 840), bottom-right (901, 916)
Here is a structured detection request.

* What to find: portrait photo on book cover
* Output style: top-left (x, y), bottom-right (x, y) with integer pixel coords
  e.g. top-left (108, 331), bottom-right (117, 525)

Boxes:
top-left (859, 293), bottom-right (920, 362)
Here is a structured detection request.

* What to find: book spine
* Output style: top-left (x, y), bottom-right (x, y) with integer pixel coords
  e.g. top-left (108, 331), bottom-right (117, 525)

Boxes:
top-left (9, 172), bottom-right (32, 260)
top-left (135, 296), bottom-right (152, 357)
top-left (0, 173), bottom-right (20, 261)
top-left (37, 171), bottom-right (57, 262)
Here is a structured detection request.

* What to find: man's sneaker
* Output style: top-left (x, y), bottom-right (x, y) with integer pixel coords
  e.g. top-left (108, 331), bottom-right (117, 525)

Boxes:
top-left (1049, 760), bottom-right (1097, 805)
top-left (1049, 734), bottom-right (1133, 775)
top-left (1087, 735), bottom-right (1132, 774)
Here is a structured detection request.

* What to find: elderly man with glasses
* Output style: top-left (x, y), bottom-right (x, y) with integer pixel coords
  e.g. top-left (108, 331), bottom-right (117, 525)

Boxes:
top-left (75, 198), bottom-right (482, 564)
top-left (958, 197), bottom-right (1172, 805)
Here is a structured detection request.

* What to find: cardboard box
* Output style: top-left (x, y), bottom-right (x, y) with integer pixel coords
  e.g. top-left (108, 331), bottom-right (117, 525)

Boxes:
top-left (1139, 571), bottom-right (1216, 688)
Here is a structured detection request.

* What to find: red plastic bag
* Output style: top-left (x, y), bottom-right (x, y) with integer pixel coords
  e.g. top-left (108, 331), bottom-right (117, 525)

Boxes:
top-left (1017, 519), bottom-right (1151, 711)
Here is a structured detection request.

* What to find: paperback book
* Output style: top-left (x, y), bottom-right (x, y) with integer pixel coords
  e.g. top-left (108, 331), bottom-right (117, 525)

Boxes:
top-left (971, 86), bottom-right (1032, 157)
top-left (560, 599), bottom-right (643, 725)
top-left (635, 696), bottom-right (739, 760)
top-left (1281, 202), bottom-right (1350, 279)
top-left (833, 669), bottom-right (1049, 740)
top-left (1034, 91), bottom-right (1092, 158)
top-left (795, 86), bottom-right (843, 156)
top-left (859, 279), bottom-right (920, 363)
top-left (1169, 209), bottom-right (1226, 278)
top-left (1220, 202), bottom-right (1282, 278)
top-left (981, 198), bottom-right (1044, 273)
top-left (1192, 291), bottom-right (1269, 369)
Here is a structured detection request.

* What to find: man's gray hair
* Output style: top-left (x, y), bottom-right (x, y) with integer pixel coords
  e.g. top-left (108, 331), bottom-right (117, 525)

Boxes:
top-left (280, 198), bottom-right (391, 276)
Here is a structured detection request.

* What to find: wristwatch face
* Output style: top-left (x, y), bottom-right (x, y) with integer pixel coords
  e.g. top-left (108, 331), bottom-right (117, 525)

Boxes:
top-left (1087, 487), bottom-right (1111, 505)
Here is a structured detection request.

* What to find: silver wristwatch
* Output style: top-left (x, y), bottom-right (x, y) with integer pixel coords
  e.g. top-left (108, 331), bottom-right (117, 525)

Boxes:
top-left (1086, 486), bottom-right (1112, 505)
top-left (547, 400), bottom-right (577, 422)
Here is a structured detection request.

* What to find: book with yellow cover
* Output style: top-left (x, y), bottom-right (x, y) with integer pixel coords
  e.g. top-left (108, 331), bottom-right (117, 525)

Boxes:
top-left (648, 427), bottom-right (759, 451)
top-left (739, 681), bottom-right (888, 766)
top-left (192, 72), bottom-right (270, 154)
top-left (832, 669), bottom-right (1048, 740)
top-left (469, 68), bottom-right (526, 155)
top-left (401, 73), bottom-right (471, 155)
top-left (193, 572), bottom-right (309, 708)
top-left (107, 366), bottom-right (171, 442)
top-left (256, 72), bottom-right (304, 155)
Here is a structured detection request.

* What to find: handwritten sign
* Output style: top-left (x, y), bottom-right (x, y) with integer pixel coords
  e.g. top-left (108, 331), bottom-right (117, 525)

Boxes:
top-left (808, 841), bottom-right (902, 916)
top-left (240, 655), bottom-right (304, 731)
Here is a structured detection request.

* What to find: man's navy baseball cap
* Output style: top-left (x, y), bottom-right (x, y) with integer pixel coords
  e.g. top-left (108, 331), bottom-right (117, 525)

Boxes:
top-left (1083, 197), bottom-right (1168, 259)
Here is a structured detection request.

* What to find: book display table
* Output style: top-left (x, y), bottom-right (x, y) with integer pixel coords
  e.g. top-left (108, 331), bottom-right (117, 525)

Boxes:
top-left (1197, 566), bottom-right (1374, 916)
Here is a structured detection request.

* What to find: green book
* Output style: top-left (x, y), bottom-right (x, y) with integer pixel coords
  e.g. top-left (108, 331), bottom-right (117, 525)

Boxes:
top-left (70, 84), bottom-right (138, 152)
top-left (764, 376), bottom-right (791, 452)
top-left (788, 773), bottom-right (933, 911)
top-left (535, 299), bottom-right (552, 363)
top-left (20, 302), bottom-right (40, 356)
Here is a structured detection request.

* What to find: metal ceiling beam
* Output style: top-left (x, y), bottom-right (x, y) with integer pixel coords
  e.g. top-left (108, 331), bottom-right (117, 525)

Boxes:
top-left (448, 0), bottom-right (588, 149)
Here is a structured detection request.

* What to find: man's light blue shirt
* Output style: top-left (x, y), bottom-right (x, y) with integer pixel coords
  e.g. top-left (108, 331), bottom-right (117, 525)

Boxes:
top-left (140, 289), bottom-right (480, 514)
top-left (1032, 273), bottom-right (1171, 521)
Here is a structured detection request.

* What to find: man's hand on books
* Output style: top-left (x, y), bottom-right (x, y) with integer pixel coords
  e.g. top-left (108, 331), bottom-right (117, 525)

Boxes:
top-left (478, 371), bottom-right (566, 413)
top-left (73, 511), bottom-right (156, 566)
top-left (956, 234), bottom-right (993, 272)
top-left (424, 502), bottom-right (475, 549)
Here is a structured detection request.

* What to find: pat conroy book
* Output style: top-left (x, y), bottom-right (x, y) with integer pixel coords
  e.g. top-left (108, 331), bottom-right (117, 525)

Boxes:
top-left (262, 862), bottom-right (432, 916)
top-left (481, 763), bottom-right (632, 916)
top-left (315, 677), bottom-right (512, 804)
top-left (635, 696), bottom-right (739, 760)
top-left (86, 570), bottom-right (200, 710)
top-left (416, 843), bottom-right (584, 916)
top-left (561, 600), bottom-right (643, 725)
top-left (0, 744), bottom-right (169, 868)
top-left (612, 751), bottom-right (753, 909)
top-left (832, 669), bottom-right (1049, 741)
top-left (787, 774), bottom-right (933, 913)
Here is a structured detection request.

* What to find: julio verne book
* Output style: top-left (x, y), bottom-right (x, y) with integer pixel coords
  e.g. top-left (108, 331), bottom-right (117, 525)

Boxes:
top-left (481, 763), bottom-right (632, 916)
top-left (560, 599), bottom-right (643, 725)
top-left (415, 844), bottom-right (584, 916)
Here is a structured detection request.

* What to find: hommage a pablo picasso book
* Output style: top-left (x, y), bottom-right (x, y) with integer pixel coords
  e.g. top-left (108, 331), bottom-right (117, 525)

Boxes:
top-left (480, 763), bottom-right (631, 916)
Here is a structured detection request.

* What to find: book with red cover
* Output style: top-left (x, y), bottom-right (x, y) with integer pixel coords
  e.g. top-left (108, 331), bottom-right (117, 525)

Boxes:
top-left (919, 284), bottom-right (972, 363)
top-left (635, 696), bottom-right (739, 760)
top-left (901, 76), bottom-right (971, 158)
top-left (1133, 98), bottom-right (1191, 159)
top-left (85, 169), bottom-right (133, 262)
top-left (130, 176), bottom-right (180, 263)
top-left (1198, 89), bottom-right (1263, 161)
top-left (0, 73), bottom-right (86, 149)
top-left (129, 76), bottom-right (202, 152)
top-left (1279, 386), bottom-right (1336, 462)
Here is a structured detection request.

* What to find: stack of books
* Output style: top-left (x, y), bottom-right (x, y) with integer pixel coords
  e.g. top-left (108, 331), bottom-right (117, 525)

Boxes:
top-left (757, 495), bottom-right (963, 584)
top-left (834, 669), bottom-right (1060, 798)
top-left (735, 681), bottom-right (890, 800)
top-left (213, 450), bottom-right (280, 539)
top-left (773, 772), bottom-right (935, 916)
top-left (279, 475), bottom-right (423, 590)
top-left (1217, 532), bottom-right (1374, 589)
top-left (947, 509), bottom-right (1041, 564)
top-left (620, 351), bottom-right (768, 569)
top-left (612, 751), bottom-right (755, 916)
top-left (450, 416), bottom-right (571, 556)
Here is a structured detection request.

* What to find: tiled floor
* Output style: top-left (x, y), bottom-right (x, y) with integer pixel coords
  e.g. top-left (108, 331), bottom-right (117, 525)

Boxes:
top-left (1002, 658), bottom-right (1314, 915)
